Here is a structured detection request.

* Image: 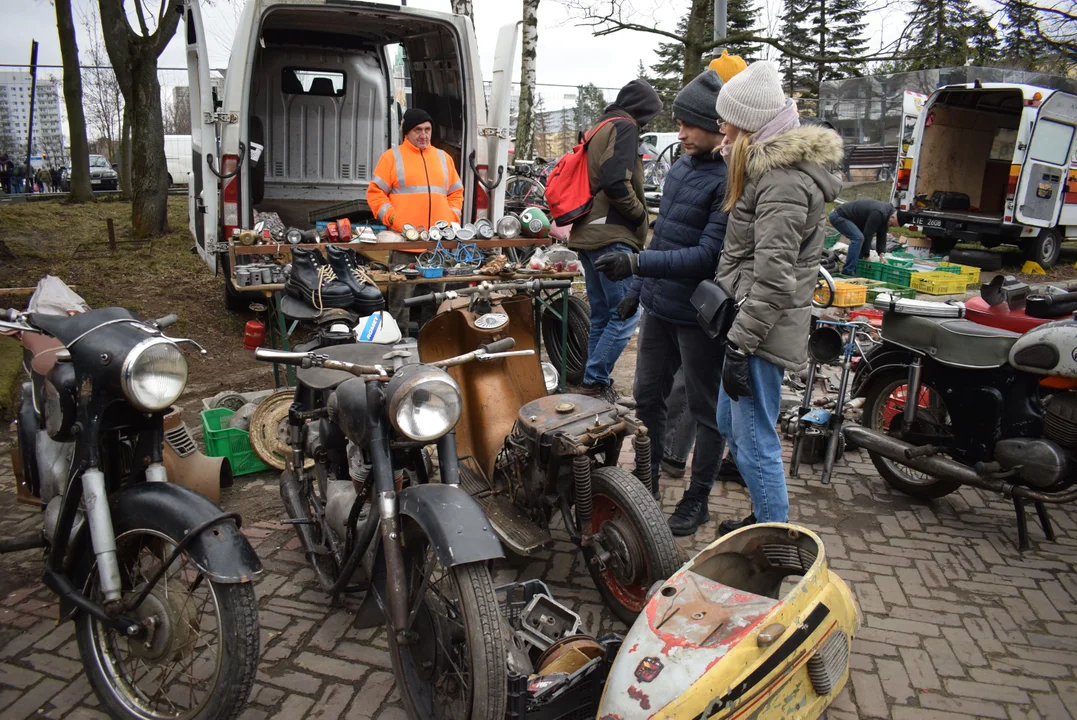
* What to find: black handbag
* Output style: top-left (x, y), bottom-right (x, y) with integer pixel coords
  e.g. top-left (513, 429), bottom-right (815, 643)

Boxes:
top-left (690, 277), bottom-right (742, 342)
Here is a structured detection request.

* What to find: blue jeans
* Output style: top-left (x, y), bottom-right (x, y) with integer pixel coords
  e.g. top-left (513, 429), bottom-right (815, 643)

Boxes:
top-left (830, 211), bottom-right (865, 275)
top-left (716, 355), bottom-right (789, 523)
top-left (579, 243), bottom-right (641, 386)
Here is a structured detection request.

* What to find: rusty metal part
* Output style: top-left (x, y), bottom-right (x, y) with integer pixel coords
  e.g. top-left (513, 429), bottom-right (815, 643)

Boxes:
top-left (162, 406), bottom-right (229, 504)
top-left (573, 455), bottom-right (592, 533)
top-left (843, 425), bottom-right (1077, 503)
top-left (555, 402), bottom-right (575, 414)
top-left (535, 634), bottom-right (605, 675)
top-left (418, 294), bottom-right (544, 479)
top-left (632, 433), bottom-right (653, 495)
top-left (249, 391), bottom-right (314, 471)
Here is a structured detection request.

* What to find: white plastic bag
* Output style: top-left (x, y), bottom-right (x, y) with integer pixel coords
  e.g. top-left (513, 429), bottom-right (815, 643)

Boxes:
top-left (27, 275), bottom-right (89, 315)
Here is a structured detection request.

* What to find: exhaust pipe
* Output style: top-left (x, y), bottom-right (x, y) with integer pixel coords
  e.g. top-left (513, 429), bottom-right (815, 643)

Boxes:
top-left (842, 425), bottom-right (1077, 504)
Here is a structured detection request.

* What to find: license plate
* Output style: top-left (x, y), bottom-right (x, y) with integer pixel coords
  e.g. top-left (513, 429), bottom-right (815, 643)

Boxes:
top-left (91, 179), bottom-right (101, 185)
top-left (912, 215), bottom-right (943, 228)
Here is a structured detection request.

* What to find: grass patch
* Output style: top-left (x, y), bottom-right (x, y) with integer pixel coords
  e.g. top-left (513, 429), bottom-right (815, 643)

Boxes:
top-left (0, 196), bottom-right (258, 392)
top-left (0, 335), bottom-right (20, 420)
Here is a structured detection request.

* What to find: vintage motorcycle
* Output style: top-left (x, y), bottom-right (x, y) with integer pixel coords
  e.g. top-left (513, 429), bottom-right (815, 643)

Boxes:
top-left (1, 306), bottom-right (262, 720)
top-left (253, 338), bottom-right (521, 720)
top-left (847, 293), bottom-right (1077, 549)
top-left (598, 523), bottom-right (860, 720)
top-left (404, 279), bottom-right (681, 624)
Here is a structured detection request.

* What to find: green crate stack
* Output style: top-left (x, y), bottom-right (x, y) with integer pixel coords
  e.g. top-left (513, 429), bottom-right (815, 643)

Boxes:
top-left (824, 228), bottom-right (841, 248)
top-left (866, 284), bottom-right (917, 303)
top-left (201, 408), bottom-right (270, 477)
top-left (881, 263), bottom-right (960, 288)
top-left (855, 260), bottom-right (884, 280)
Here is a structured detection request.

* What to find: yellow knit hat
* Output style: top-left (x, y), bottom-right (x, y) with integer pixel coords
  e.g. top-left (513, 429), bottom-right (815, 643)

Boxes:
top-left (708, 50), bottom-right (748, 83)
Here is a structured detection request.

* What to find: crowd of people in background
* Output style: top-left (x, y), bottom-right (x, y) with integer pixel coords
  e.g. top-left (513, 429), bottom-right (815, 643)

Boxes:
top-left (568, 51), bottom-right (846, 538)
top-left (0, 153), bottom-right (63, 194)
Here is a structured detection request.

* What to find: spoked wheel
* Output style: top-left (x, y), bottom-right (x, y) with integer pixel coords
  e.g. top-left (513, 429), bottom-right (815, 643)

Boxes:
top-left (584, 467), bottom-right (681, 625)
top-left (863, 370), bottom-right (961, 500)
top-left (76, 528), bottom-right (259, 720)
top-left (389, 518), bottom-right (506, 720)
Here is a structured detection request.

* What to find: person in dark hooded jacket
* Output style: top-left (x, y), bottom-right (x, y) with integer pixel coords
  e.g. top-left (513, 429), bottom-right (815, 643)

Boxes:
top-left (594, 68), bottom-right (736, 535)
top-left (569, 79), bottom-right (662, 403)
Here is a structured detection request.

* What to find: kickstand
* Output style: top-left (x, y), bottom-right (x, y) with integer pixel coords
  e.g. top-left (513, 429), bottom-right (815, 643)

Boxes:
top-left (1012, 496), bottom-right (1056, 551)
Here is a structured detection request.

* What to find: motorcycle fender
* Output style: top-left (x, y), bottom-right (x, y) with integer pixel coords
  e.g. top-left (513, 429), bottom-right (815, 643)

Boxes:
top-left (851, 347), bottom-right (918, 397)
top-left (68, 482), bottom-right (262, 584)
top-left (397, 483), bottom-right (504, 567)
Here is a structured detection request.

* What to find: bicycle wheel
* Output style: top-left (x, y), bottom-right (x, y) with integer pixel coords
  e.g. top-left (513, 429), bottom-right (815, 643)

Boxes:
top-left (541, 295), bottom-right (590, 386)
top-left (504, 176), bottom-right (547, 214)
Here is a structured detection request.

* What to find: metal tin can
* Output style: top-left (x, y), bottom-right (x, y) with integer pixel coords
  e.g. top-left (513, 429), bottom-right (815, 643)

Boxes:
top-left (260, 267), bottom-right (274, 285)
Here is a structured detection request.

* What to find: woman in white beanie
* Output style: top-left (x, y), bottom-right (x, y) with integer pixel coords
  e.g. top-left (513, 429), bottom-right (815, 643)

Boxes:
top-left (711, 61), bottom-right (845, 534)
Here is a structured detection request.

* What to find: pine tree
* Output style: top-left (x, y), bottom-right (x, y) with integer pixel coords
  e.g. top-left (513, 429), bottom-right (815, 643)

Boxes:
top-left (967, 8), bottom-right (1000, 66)
top-left (777, 0), bottom-right (868, 98)
top-left (576, 84), bottom-right (608, 129)
top-left (905, 0), bottom-right (973, 70)
top-left (1000, 1), bottom-right (1048, 70)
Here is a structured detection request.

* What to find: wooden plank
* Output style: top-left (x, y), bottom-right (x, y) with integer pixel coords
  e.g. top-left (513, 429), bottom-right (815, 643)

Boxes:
top-left (231, 272), bottom-right (578, 294)
top-left (229, 237), bottom-right (551, 256)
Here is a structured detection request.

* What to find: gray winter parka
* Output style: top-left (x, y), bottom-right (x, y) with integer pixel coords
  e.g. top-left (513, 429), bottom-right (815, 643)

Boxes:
top-left (716, 125), bottom-right (844, 371)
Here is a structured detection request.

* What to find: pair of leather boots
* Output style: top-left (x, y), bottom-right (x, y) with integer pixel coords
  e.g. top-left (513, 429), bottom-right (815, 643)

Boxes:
top-left (286, 245), bottom-right (383, 311)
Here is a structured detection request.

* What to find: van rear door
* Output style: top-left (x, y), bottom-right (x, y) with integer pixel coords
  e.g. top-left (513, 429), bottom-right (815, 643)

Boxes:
top-left (484, 22), bottom-right (520, 220)
top-left (183, 0), bottom-right (220, 272)
top-left (1015, 90), bottom-right (1077, 228)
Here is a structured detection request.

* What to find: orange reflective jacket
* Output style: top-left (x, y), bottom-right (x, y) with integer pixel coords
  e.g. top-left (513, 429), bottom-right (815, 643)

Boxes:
top-left (367, 138), bottom-right (464, 234)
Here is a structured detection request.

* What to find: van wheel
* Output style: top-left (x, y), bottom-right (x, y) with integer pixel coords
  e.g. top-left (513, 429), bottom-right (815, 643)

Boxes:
top-left (1023, 228), bottom-right (1061, 269)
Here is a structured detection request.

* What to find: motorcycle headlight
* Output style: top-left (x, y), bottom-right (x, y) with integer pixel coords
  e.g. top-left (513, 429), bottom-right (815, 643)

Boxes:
top-left (121, 338), bottom-right (188, 412)
top-left (388, 368), bottom-right (462, 442)
top-left (541, 362), bottom-right (560, 394)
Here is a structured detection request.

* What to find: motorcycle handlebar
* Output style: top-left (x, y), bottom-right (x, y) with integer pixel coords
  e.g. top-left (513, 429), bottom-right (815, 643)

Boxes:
top-left (403, 279), bottom-right (574, 309)
top-left (480, 338), bottom-right (516, 354)
top-left (254, 348), bottom-right (312, 367)
top-left (403, 292), bottom-right (440, 308)
top-left (154, 314), bottom-right (179, 329)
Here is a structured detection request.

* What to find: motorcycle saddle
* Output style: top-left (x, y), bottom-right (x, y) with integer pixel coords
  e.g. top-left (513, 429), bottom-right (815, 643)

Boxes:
top-left (295, 342), bottom-right (401, 391)
top-left (882, 313), bottom-right (1019, 369)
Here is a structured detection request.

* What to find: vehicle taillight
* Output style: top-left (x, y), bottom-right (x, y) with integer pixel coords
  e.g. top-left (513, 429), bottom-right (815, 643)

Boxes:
top-left (222, 154), bottom-right (240, 239)
top-left (896, 167), bottom-right (911, 191)
top-left (474, 164), bottom-right (489, 221)
top-left (1006, 165), bottom-right (1020, 198)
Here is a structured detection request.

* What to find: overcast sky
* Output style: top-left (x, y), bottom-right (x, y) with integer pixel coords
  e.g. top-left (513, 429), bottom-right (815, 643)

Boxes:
top-left (0, 0), bottom-right (927, 113)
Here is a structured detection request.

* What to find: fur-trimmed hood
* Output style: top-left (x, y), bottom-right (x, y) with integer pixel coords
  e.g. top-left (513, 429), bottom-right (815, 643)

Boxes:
top-left (746, 125), bottom-right (844, 201)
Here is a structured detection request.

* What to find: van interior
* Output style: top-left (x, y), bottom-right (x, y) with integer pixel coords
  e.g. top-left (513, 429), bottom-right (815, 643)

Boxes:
top-left (247, 6), bottom-right (467, 229)
top-left (915, 88), bottom-right (1023, 218)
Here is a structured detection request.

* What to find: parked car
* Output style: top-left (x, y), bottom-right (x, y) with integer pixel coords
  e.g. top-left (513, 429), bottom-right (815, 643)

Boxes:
top-left (59, 154), bottom-right (119, 192)
top-left (183, 0), bottom-right (518, 311)
top-left (893, 82), bottom-right (1077, 267)
top-left (164, 134), bottom-right (192, 186)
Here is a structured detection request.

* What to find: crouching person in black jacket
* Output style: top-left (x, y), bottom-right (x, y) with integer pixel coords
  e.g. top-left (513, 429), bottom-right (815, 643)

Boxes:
top-left (594, 68), bottom-right (731, 536)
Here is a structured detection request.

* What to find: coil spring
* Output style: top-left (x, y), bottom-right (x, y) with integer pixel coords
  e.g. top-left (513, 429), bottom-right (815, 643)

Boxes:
top-left (573, 455), bottom-right (593, 532)
top-left (632, 433), bottom-right (654, 496)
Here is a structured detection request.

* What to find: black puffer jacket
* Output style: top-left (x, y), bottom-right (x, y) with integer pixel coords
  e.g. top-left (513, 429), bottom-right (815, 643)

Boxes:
top-left (628, 151), bottom-right (728, 324)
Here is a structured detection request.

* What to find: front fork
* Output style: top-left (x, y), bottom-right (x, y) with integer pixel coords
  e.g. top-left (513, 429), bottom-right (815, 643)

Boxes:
top-left (902, 357), bottom-right (924, 431)
top-left (82, 468), bottom-right (123, 604)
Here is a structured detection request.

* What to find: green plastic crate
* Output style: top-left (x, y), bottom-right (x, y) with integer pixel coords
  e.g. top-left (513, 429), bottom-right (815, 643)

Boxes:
top-left (881, 263), bottom-right (961, 288)
top-left (201, 408), bottom-right (270, 477)
top-left (824, 228), bottom-right (841, 248)
top-left (866, 284), bottom-right (917, 303)
top-left (856, 260), bottom-right (884, 280)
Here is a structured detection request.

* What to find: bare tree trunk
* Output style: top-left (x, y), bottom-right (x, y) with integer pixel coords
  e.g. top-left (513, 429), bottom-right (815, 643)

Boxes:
top-left (118, 104), bottom-right (132, 197)
top-left (681, 0), bottom-right (712, 84)
top-left (55, 0), bottom-right (93, 202)
top-left (98, 0), bottom-right (180, 238)
top-left (515, 0), bottom-right (540, 160)
top-left (449, 0), bottom-right (474, 20)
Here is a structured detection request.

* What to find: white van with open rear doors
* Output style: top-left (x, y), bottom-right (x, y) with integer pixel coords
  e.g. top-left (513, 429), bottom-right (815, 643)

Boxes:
top-left (893, 82), bottom-right (1077, 268)
top-left (183, 0), bottom-right (518, 310)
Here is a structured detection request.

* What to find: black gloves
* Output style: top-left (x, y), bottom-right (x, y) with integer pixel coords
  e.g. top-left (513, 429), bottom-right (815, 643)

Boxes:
top-left (722, 345), bottom-right (753, 401)
top-left (617, 293), bottom-right (640, 320)
top-left (593, 252), bottom-right (638, 281)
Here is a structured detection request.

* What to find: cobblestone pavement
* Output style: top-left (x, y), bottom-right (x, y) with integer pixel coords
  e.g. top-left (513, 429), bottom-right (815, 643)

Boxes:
top-left (1, 440), bottom-right (1076, 720)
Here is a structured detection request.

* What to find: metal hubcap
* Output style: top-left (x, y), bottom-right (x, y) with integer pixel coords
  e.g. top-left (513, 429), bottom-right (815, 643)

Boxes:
top-left (599, 517), bottom-right (642, 586)
top-left (126, 579), bottom-right (199, 664)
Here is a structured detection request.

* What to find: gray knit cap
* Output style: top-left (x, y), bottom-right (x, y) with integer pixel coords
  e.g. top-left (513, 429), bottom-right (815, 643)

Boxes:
top-left (715, 61), bottom-right (787, 133)
top-left (673, 70), bottom-right (724, 133)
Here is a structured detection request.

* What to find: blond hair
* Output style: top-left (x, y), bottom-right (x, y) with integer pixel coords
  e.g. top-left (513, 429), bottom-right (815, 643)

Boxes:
top-left (722, 131), bottom-right (755, 212)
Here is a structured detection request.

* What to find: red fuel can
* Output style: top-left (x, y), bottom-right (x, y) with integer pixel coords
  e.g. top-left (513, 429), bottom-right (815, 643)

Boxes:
top-left (243, 320), bottom-right (265, 350)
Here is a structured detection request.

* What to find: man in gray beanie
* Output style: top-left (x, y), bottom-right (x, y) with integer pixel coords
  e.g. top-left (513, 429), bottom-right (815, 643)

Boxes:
top-left (594, 69), bottom-right (735, 535)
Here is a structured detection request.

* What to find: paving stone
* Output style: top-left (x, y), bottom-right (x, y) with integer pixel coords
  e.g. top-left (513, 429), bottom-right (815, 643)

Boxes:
top-left (850, 670), bottom-right (889, 718)
top-left (346, 671), bottom-right (396, 719)
top-left (270, 694), bottom-right (316, 720)
top-left (296, 652), bottom-right (368, 682)
top-left (901, 647), bottom-right (942, 691)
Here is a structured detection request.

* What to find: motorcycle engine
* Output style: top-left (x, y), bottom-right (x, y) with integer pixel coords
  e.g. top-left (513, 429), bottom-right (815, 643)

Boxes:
top-left (1045, 393), bottom-right (1077, 450)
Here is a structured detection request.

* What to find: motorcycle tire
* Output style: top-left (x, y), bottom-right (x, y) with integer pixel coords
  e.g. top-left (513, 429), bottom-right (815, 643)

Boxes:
top-left (862, 369), bottom-right (961, 500)
top-left (584, 466), bottom-right (681, 626)
top-left (541, 294), bottom-right (590, 387)
top-left (76, 527), bottom-right (260, 720)
top-left (389, 557), bottom-right (506, 720)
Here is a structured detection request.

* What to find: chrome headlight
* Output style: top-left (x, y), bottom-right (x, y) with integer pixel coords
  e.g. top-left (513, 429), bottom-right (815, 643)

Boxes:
top-left (541, 361), bottom-right (559, 394)
top-left (388, 368), bottom-right (462, 442)
top-left (121, 338), bottom-right (188, 412)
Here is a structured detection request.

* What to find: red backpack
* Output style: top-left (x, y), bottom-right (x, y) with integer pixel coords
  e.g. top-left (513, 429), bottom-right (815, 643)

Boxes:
top-left (544, 117), bottom-right (626, 226)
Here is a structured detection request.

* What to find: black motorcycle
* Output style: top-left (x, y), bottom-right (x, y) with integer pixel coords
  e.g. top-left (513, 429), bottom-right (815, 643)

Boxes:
top-left (253, 337), bottom-right (524, 720)
top-left (1, 307), bottom-right (262, 720)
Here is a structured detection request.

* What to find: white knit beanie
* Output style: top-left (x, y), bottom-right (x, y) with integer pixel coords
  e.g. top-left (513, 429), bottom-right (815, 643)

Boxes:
top-left (715, 61), bottom-right (787, 133)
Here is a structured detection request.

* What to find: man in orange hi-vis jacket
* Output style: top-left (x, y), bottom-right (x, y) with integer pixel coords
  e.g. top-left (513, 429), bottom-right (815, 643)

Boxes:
top-left (367, 108), bottom-right (464, 329)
